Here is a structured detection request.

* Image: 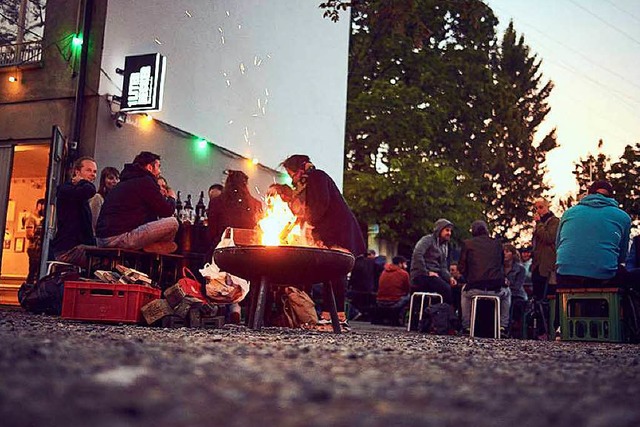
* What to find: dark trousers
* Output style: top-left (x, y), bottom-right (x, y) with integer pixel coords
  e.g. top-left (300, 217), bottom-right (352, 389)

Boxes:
top-left (412, 274), bottom-right (452, 304)
top-left (531, 267), bottom-right (552, 300)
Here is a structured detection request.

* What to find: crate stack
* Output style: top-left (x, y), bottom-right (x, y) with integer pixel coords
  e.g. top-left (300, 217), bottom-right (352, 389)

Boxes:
top-left (141, 282), bottom-right (225, 329)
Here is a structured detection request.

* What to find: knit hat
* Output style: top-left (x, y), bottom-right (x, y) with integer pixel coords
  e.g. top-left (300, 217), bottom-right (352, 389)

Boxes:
top-left (588, 180), bottom-right (613, 197)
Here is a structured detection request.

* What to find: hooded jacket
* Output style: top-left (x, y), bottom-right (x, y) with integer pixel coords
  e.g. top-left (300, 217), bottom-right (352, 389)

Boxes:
top-left (410, 219), bottom-right (453, 283)
top-left (377, 263), bottom-right (410, 302)
top-left (556, 194), bottom-right (631, 279)
top-left (95, 163), bottom-right (175, 238)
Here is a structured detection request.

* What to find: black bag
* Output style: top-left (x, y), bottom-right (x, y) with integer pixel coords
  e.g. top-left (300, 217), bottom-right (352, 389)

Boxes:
top-left (18, 270), bottom-right (81, 315)
top-left (420, 303), bottom-right (455, 334)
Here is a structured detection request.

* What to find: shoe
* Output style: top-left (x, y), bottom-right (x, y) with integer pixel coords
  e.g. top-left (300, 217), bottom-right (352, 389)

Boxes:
top-left (461, 327), bottom-right (471, 336)
top-left (143, 241), bottom-right (178, 254)
top-left (500, 327), bottom-right (509, 339)
top-left (340, 320), bottom-right (351, 332)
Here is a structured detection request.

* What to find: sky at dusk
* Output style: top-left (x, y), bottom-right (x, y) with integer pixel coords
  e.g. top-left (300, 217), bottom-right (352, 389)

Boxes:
top-left (485, 0), bottom-right (640, 200)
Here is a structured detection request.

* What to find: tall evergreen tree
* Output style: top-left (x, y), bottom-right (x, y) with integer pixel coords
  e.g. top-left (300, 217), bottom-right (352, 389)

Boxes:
top-left (341, 0), bottom-right (557, 245)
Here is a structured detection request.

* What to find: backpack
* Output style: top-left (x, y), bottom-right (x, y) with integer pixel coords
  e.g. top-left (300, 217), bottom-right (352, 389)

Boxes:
top-left (18, 270), bottom-right (81, 315)
top-left (421, 303), bottom-right (456, 335)
top-left (282, 286), bottom-right (318, 329)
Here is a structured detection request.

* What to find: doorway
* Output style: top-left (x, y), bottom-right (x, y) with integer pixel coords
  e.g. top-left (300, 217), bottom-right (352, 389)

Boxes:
top-left (0, 144), bottom-right (50, 305)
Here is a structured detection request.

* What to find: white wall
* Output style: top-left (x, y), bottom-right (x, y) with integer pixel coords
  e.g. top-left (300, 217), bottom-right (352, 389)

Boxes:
top-left (99, 0), bottom-right (350, 188)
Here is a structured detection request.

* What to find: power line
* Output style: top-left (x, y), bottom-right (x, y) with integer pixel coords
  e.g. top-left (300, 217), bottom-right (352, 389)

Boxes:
top-left (602, 0), bottom-right (640, 25)
top-left (566, 0), bottom-right (640, 47)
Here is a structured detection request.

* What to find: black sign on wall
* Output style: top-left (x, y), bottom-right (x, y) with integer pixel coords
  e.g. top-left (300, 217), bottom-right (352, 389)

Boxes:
top-left (120, 53), bottom-right (166, 113)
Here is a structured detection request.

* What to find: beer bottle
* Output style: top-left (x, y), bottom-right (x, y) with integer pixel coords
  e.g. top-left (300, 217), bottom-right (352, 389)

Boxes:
top-left (184, 194), bottom-right (194, 224)
top-left (195, 191), bottom-right (206, 225)
top-left (175, 191), bottom-right (183, 219)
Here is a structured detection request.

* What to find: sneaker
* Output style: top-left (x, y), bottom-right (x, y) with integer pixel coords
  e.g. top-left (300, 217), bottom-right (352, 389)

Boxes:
top-left (500, 327), bottom-right (509, 339)
top-left (340, 320), bottom-right (351, 332)
top-left (143, 241), bottom-right (178, 254)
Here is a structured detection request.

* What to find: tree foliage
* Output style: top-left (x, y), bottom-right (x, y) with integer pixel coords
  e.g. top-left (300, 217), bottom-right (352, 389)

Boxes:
top-left (341, 0), bottom-right (557, 247)
top-left (573, 142), bottom-right (640, 220)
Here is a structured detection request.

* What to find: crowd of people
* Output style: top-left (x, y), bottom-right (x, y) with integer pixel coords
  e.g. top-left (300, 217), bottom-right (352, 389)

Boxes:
top-left (30, 150), bottom-right (638, 336)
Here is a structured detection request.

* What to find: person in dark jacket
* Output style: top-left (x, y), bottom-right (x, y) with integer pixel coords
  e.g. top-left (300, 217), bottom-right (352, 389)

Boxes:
top-left (281, 154), bottom-right (366, 331)
top-left (207, 170), bottom-right (262, 249)
top-left (410, 218), bottom-right (456, 304)
top-left (459, 220), bottom-right (510, 336)
top-left (95, 151), bottom-right (178, 253)
top-left (50, 156), bottom-right (98, 268)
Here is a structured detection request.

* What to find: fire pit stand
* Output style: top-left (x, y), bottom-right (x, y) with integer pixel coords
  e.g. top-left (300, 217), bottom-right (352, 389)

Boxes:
top-left (213, 246), bottom-right (355, 333)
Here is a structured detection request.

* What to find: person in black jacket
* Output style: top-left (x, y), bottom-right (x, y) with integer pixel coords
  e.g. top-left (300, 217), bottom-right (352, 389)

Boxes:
top-left (281, 154), bottom-right (366, 331)
top-left (459, 220), bottom-right (510, 336)
top-left (50, 156), bottom-right (98, 268)
top-left (95, 151), bottom-right (178, 253)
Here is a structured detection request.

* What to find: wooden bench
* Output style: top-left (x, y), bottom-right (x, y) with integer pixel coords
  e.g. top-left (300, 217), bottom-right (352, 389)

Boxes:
top-left (85, 247), bottom-right (185, 289)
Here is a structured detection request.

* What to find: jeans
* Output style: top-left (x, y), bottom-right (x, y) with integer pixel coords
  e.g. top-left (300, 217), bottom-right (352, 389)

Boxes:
top-left (412, 274), bottom-right (452, 304)
top-left (97, 217), bottom-right (179, 250)
top-left (461, 286), bottom-right (511, 329)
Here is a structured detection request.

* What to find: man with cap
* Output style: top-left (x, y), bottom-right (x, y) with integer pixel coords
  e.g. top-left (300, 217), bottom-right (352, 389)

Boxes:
top-left (410, 219), bottom-right (457, 304)
top-left (556, 180), bottom-right (631, 286)
top-left (458, 220), bottom-right (510, 337)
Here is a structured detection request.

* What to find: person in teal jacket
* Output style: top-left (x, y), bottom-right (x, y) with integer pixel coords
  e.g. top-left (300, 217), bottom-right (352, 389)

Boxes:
top-left (556, 180), bottom-right (631, 285)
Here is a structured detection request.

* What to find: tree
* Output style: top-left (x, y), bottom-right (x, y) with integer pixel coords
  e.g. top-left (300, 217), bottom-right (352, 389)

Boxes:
top-left (487, 22), bottom-right (557, 236)
top-left (573, 142), bottom-right (640, 222)
top-left (342, 0), bottom-right (556, 246)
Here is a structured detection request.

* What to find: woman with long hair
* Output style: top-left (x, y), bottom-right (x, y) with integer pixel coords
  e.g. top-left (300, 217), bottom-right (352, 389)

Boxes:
top-left (89, 166), bottom-right (120, 232)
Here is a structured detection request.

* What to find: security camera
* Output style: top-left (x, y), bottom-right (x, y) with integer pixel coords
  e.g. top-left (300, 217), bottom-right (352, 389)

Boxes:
top-left (114, 112), bottom-right (127, 128)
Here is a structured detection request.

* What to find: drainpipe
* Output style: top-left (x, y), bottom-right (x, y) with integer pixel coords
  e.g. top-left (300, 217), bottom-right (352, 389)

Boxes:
top-left (69, 0), bottom-right (93, 167)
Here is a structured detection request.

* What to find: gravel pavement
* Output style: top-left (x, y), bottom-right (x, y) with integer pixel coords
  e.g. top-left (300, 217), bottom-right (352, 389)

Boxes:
top-left (1, 308), bottom-right (639, 427)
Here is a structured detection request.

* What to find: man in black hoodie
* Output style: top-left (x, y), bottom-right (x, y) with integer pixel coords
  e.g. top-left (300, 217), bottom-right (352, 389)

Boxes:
top-left (95, 152), bottom-right (178, 253)
top-left (459, 220), bottom-right (510, 336)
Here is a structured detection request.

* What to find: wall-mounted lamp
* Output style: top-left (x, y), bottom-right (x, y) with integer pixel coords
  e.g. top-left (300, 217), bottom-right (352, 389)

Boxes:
top-left (113, 111), bottom-right (128, 128)
top-left (8, 76), bottom-right (18, 83)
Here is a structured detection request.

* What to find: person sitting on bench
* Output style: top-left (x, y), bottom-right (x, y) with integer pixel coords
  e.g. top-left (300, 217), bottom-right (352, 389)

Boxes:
top-left (95, 151), bottom-right (179, 254)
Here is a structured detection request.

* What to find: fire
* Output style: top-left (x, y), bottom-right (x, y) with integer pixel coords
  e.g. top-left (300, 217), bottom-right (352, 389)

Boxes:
top-left (258, 194), bottom-right (302, 246)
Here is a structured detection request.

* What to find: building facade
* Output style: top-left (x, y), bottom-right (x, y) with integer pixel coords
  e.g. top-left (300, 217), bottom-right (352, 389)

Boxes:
top-left (0, 0), bottom-right (351, 303)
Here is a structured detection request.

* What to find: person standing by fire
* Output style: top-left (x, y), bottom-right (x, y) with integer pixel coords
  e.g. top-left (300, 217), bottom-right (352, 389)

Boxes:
top-left (281, 154), bottom-right (366, 331)
top-left (206, 170), bottom-right (262, 324)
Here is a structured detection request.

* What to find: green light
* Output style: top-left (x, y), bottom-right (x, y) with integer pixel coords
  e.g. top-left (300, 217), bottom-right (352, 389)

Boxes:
top-left (197, 138), bottom-right (208, 149)
top-left (72, 34), bottom-right (83, 48)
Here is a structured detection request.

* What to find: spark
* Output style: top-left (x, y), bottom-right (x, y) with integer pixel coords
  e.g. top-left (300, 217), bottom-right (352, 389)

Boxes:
top-left (185, 10), bottom-right (192, 18)
top-left (153, 37), bottom-right (162, 45)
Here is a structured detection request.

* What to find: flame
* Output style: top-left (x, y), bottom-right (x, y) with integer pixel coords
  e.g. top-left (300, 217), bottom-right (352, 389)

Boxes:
top-left (258, 194), bottom-right (302, 246)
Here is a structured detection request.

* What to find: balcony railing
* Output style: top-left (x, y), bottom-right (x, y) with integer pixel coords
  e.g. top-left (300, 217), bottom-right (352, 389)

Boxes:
top-left (0, 40), bottom-right (43, 67)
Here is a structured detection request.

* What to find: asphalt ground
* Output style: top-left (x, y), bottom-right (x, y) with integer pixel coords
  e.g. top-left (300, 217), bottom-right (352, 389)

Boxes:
top-left (1, 308), bottom-right (639, 427)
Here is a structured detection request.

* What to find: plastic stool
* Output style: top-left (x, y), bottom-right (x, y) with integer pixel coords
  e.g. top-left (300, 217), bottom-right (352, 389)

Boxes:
top-left (407, 292), bottom-right (443, 331)
top-left (470, 295), bottom-right (501, 338)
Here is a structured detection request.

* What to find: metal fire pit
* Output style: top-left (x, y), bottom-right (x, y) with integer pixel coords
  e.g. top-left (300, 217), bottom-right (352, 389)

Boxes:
top-left (214, 245), bottom-right (355, 333)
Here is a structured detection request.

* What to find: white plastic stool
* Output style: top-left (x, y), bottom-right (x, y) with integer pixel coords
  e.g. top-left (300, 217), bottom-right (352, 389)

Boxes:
top-left (470, 295), bottom-right (501, 338)
top-left (407, 292), bottom-right (443, 331)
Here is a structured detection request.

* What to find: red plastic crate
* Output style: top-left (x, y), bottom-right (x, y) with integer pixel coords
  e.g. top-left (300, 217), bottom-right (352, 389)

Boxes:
top-left (62, 281), bottom-right (161, 324)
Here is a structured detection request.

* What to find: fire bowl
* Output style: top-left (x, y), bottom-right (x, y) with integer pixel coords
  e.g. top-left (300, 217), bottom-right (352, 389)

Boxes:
top-left (213, 245), bottom-right (355, 284)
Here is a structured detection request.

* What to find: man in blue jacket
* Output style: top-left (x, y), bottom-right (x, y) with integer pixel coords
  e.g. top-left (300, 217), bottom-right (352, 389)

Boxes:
top-left (556, 180), bottom-right (631, 286)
